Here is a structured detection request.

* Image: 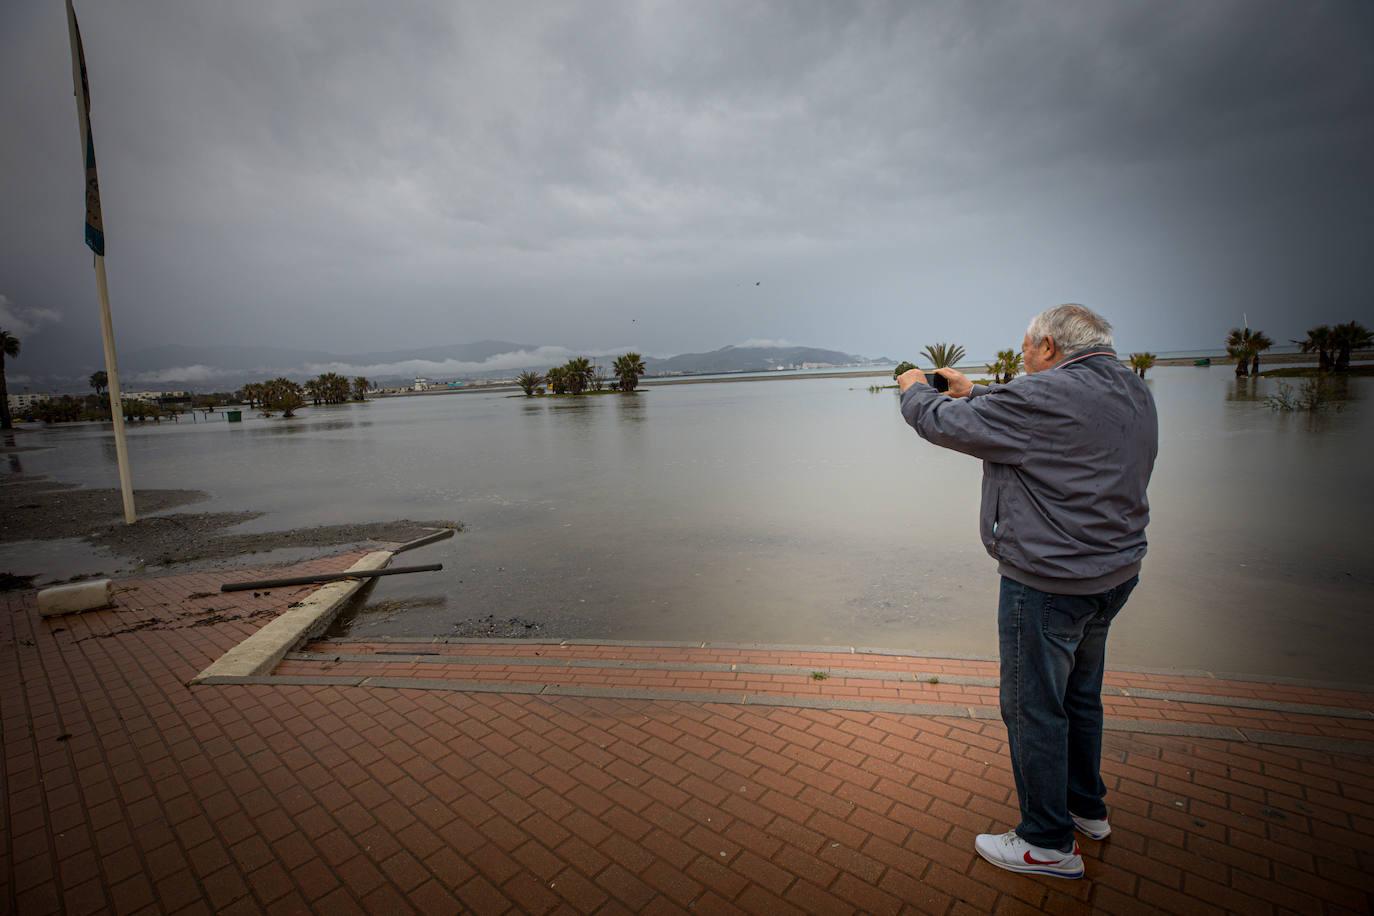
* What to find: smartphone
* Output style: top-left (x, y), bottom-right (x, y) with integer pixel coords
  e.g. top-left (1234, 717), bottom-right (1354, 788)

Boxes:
top-left (928, 371), bottom-right (949, 393)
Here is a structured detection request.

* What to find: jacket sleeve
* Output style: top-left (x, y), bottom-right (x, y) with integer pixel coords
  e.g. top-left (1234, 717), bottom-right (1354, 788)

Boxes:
top-left (899, 382), bottom-right (1033, 465)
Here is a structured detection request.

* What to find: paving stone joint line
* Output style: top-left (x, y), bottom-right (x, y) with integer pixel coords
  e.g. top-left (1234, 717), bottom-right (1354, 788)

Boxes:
top-left (194, 671), bottom-right (1374, 757)
top-left (284, 650), bottom-right (1373, 721)
top-left (314, 634), bottom-right (1374, 693)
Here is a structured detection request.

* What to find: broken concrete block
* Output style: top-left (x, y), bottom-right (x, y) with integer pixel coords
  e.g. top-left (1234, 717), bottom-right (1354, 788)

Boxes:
top-left (37, 579), bottom-right (115, 617)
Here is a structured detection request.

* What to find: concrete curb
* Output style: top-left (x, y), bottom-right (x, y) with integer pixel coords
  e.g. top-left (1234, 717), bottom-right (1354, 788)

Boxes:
top-left (189, 550), bottom-right (392, 683)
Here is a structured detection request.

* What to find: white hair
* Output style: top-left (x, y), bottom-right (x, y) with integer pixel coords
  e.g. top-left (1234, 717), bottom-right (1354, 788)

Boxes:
top-left (1027, 304), bottom-right (1114, 354)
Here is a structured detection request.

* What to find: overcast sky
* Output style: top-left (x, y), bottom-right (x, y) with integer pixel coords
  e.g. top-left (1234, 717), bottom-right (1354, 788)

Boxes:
top-left (3, 0), bottom-right (1371, 383)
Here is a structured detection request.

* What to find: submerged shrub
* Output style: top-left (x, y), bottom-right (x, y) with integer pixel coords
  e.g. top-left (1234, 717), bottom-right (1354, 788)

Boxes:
top-left (1264, 379), bottom-right (1339, 413)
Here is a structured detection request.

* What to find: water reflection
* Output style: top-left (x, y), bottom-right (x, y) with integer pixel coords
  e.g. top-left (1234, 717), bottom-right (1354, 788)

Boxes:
top-left (546, 398), bottom-right (595, 414)
top-left (310, 418), bottom-right (370, 433)
top-left (1225, 373), bottom-right (1361, 407)
top-left (1225, 376), bottom-right (1264, 402)
top-left (246, 418), bottom-right (355, 435)
top-left (242, 422), bottom-right (309, 436)
top-left (1274, 374), bottom-right (1361, 405)
top-left (615, 393), bottom-right (647, 422)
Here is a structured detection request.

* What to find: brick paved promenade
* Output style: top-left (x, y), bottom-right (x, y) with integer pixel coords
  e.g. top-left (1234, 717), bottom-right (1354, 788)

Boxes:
top-left (3, 552), bottom-right (1372, 914)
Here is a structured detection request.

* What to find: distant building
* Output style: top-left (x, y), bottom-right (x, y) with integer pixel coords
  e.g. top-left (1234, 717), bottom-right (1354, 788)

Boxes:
top-left (413, 377), bottom-right (428, 391)
top-left (121, 390), bottom-right (188, 402)
top-left (7, 392), bottom-right (52, 410)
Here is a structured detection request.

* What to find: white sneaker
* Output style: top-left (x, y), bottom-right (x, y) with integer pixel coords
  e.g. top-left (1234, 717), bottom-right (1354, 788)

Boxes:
top-left (974, 830), bottom-right (1083, 878)
top-left (1070, 812), bottom-right (1111, 840)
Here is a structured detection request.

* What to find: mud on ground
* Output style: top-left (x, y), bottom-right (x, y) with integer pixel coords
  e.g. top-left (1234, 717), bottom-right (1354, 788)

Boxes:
top-left (0, 475), bottom-right (455, 580)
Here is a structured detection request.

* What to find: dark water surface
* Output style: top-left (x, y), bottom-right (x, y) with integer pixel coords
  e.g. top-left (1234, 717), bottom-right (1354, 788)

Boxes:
top-left (6, 368), bottom-right (1372, 683)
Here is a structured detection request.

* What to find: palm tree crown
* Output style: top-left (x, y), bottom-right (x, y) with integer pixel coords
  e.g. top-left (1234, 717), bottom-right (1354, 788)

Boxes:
top-left (921, 342), bottom-right (966, 370)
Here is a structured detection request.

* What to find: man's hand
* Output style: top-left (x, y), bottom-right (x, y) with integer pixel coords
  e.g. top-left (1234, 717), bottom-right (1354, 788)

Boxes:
top-left (896, 368), bottom-right (927, 392)
top-left (935, 367), bottom-right (972, 399)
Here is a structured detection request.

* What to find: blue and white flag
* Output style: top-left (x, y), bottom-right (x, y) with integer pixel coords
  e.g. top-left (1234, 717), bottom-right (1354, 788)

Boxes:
top-left (65, 0), bottom-right (105, 256)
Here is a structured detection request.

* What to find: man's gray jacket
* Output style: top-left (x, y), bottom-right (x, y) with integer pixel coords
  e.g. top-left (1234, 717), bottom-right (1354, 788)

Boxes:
top-left (900, 348), bottom-right (1158, 595)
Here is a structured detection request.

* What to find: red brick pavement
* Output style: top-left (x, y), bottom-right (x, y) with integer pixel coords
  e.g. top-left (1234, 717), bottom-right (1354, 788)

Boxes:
top-left (3, 555), bottom-right (1373, 914)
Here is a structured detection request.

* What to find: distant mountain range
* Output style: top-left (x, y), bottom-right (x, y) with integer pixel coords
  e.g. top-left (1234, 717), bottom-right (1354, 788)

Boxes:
top-left (13, 339), bottom-right (890, 392)
top-left (22, 340), bottom-right (887, 392)
top-left (642, 345), bottom-right (875, 375)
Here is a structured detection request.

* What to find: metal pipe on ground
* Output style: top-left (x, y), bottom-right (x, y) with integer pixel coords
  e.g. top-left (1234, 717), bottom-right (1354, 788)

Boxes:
top-left (220, 564), bottom-right (442, 593)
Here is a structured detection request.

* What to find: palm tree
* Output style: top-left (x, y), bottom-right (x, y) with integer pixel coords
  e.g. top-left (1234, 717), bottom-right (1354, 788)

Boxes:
top-left (90, 370), bottom-right (108, 397)
top-left (329, 373), bottom-right (352, 403)
top-left (329, 372), bottom-right (351, 403)
top-left (545, 366), bottom-right (569, 395)
top-left (921, 342), bottom-right (966, 370)
top-left (306, 372), bottom-right (351, 405)
top-left (1331, 320), bottom-right (1372, 371)
top-left (352, 376), bottom-right (371, 401)
top-left (261, 377), bottom-right (305, 417)
top-left (563, 357), bottom-right (594, 395)
top-left (0, 329), bottom-right (20, 430)
top-left (1225, 327), bottom-right (1272, 376)
top-left (1129, 353), bottom-right (1156, 379)
top-left (516, 371), bottom-right (543, 396)
top-left (993, 348), bottom-right (1022, 383)
top-left (1295, 325), bottom-right (1335, 372)
top-left (612, 353), bottom-right (646, 392)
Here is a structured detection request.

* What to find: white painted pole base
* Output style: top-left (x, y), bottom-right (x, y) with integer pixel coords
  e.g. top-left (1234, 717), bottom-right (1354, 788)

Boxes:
top-left (37, 579), bottom-right (115, 617)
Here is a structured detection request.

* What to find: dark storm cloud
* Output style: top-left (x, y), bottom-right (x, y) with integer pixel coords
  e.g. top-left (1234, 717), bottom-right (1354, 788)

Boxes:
top-left (1, 0), bottom-right (1370, 382)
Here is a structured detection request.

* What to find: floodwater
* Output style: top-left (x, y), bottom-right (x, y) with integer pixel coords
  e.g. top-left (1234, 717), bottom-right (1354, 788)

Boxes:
top-left (4, 367), bottom-right (1372, 684)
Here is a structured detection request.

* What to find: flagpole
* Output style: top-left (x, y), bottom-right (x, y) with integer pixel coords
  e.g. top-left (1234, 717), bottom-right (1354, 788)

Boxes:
top-left (67, 0), bottom-right (135, 523)
top-left (94, 256), bottom-right (135, 523)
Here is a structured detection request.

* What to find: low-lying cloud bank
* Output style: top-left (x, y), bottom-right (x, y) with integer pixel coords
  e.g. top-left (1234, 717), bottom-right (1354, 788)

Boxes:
top-left (299, 346), bottom-right (641, 380)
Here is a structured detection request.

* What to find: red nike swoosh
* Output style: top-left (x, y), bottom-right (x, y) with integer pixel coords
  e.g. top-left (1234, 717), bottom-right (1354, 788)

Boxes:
top-left (1023, 852), bottom-right (1063, 865)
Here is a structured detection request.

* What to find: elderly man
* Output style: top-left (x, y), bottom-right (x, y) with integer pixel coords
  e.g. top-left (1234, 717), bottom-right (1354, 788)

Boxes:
top-left (897, 304), bottom-right (1158, 879)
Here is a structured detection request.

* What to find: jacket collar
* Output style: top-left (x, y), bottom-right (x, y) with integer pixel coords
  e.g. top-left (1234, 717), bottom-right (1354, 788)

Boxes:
top-left (1052, 346), bottom-right (1117, 370)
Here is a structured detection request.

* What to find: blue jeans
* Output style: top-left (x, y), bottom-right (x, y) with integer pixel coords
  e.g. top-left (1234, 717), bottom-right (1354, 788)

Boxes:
top-left (997, 575), bottom-right (1138, 851)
